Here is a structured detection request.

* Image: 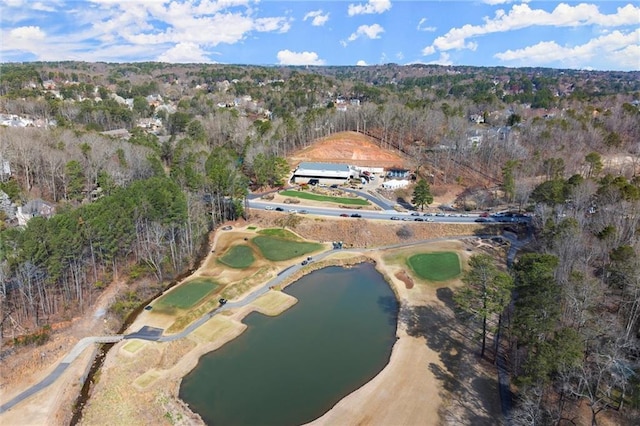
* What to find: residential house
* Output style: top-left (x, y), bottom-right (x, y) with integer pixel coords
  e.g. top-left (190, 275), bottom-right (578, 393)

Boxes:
top-left (16, 199), bottom-right (55, 226)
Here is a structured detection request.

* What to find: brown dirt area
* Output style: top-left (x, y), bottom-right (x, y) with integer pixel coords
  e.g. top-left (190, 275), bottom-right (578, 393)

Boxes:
top-left (288, 131), bottom-right (410, 169)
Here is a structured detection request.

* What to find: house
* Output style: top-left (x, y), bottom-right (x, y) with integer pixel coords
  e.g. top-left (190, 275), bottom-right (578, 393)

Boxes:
top-left (16, 199), bottom-right (55, 226)
top-left (382, 179), bottom-right (410, 190)
top-left (386, 168), bottom-right (410, 179)
top-left (470, 114), bottom-right (485, 124)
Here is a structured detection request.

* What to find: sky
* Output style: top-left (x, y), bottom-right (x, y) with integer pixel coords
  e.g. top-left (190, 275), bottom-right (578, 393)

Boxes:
top-left (0, 0), bottom-right (638, 71)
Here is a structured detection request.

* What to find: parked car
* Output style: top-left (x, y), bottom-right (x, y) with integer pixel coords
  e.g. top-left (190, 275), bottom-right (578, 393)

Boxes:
top-left (414, 217), bottom-right (424, 221)
top-left (410, 212), bottom-right (420, 216)
top-left (264, 206), bottom-right (274, 210)
top-left (299, 210), bottom-right (309, 214)
top-left (275, 207), bottom-right (284, 211)
top-left (288, 209), bottom-right (298, 213)
top-left (350, 213), bottom-right (362, 218)
top-left (301, 260), bottom-right (308, 265)
top-left (221, 225), bottom-right (233, 230)
top-left (340, 213), bottom-right (349, 217)
top-left (425, 218), bottom-right (435, 222)
top-left (390, 216), bottom-right (401, 220)
top-left (219, 298), bottom-right (228, 305)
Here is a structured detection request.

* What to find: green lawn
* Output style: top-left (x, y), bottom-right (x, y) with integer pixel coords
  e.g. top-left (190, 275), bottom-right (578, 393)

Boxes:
top-left (280, 190), bottom-right (369, 206)
top-left (257, 228), bottom-right (301, 240)
top-left (218, 245), bottom-right (255, 268)
top-left (253, 236), bottom-right (323, 261)
top-left (407, 252), bottom-right (461, 281)
top-left (154, 279), bottom-right (219, 312)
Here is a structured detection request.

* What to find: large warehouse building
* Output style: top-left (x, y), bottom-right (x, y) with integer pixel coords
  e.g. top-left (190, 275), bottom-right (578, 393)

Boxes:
top-left (292, 162), bottom-right (357, 185)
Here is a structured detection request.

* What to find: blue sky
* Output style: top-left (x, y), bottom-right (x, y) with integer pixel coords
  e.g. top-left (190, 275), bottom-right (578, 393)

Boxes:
top-left (1, 0), bottom-right (638, 71)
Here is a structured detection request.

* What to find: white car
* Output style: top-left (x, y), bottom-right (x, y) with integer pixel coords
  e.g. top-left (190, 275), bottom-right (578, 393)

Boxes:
top-left (288, 209), bottom-right (298, 213)
top-left (264, 206), bottom-right (274, 210)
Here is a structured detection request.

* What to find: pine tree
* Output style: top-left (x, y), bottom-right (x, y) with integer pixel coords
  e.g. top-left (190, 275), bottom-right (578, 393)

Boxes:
top-left (411, 179), bottom-right (434, 211)
top-left (454, 254), bottom-right (513, 358)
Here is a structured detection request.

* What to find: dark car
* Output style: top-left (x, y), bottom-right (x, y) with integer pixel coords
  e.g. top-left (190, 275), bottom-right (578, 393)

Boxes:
top-left (144, 305), bottom-right (153, 311)
top-left (350, 213), bottom-right (362, 218)
top-left (219, 298), bottom-right (228, 305)
top-left (330, 184), bottom-right (339, 189)
top-left (414, 217), bottom-right (424, 221)
top-left (390, 216), bottom-right (400, 220)
top-left (410, 212), bottom-right (420, 216)
top-left (275, 207), bottom-right (284, 211)
top-left (475, 217), bottom-right (490, 222)
top-left (301, 260), bottom-right (308, 265)
top-left (340, 213), bottom-right (349, 217)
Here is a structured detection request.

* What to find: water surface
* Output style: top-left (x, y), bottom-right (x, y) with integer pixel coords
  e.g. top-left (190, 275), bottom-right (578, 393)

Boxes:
top-left (179, 263), bottom-right (398, 426)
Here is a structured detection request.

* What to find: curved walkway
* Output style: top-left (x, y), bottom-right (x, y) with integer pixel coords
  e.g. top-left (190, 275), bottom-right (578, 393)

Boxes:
top-left (0, 232), bottom-right (527, 414)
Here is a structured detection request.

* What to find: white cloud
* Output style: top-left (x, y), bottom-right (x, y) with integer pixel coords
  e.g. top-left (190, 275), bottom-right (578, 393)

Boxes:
top-left (396, 51), bottom-right (404, 61)
top-left (276, 49), bottom-right (325, 65)
top-left (494, 29), bottom-right (640, 70)
top-left (10, 26), bottom-right (46, 40)
top-left (32, 2), bottom-right (58, 12)
top-left (303, 10), bottom-right (329, 26)
top-left (157, 42), bottom-right (211, 63)
top-left (427, 52), bottom-right (453, 66)
top-left (347, 24), bottom-right (384, 42)
top-left (348, 0), bottom-right (391, 17)
top-left (422, 3), bottom-right (640, 55)
top-left (356, 60), bottom-right (368, 66)
top-left (417, 18), bottom-right (436, 32)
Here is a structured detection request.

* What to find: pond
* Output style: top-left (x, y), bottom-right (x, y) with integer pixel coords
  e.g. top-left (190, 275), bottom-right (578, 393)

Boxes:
top-left (179, 263), bottom-right (399, 426)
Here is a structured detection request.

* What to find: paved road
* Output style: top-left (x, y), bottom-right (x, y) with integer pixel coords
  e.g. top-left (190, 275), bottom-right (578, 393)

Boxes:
top-left (0, 211), bottom-right (529, 414)
top-left (0, 335), bottom-right (123, 413)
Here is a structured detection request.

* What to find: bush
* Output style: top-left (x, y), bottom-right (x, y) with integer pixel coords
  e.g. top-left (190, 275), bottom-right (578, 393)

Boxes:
top-left (396, 225), bottom-right (414, 240)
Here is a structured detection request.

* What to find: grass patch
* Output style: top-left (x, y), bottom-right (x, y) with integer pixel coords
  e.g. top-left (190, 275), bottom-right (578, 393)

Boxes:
top-left (280, 190), bottom-right (369, 206)
top-left (407, 252), bottom-right (461, 281)
top-left (192, 315), bottom-right (242, 343)
top-left (218, 245), bottom-right (255, 268)
top-left (257, 228), bottom-right (301, 240)
top-left (221, 266), bottom-right (273, 300)
top-left (251, 291), bottom-right (297, 316)
top-left (154, 279), bottom-right (218, 313)
top-left (122, 340), bottom-right (145, 354)
top-left (134, 370), bottom-right (159, 389)
top-left (253, 236), bottom-right (323, 261)
top-left (247, 226), bottom-right (257, 230)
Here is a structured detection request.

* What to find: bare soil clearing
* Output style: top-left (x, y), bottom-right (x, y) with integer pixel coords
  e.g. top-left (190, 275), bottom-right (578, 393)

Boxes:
top-left (288, 131), bottom-right (410, 169)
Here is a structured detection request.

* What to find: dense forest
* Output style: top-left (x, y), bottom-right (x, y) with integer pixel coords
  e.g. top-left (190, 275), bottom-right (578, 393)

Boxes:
top-left (1, 61), bottom-right (639, 424)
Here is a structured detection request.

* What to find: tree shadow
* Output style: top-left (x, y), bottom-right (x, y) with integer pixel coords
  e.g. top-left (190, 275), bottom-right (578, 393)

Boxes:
top-left (402, 289), bottom-right (500, 424)
top-left (377, 295), bottom-right (400, 327)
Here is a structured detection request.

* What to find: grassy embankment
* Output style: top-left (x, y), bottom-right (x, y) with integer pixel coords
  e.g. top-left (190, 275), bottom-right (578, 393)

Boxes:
top-left (280, 190), bottom-right (369, 206)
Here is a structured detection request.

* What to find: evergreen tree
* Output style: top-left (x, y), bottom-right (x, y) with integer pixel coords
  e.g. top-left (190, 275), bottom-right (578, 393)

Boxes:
top-left (454, 254), bottom-right (513, 358)
top-left (411, 179), bottom-right (433, 211)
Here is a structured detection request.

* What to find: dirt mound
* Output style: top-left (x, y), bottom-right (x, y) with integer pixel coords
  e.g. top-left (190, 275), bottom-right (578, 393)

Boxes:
top-left (289, 131), bottom-right (409, 169)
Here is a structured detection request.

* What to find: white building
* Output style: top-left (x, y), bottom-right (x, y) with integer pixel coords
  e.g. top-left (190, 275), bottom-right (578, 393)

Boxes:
top-left (382, 179), bottom-right (410, 190)
top-left (292, 162), bottom-right (357, 185)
